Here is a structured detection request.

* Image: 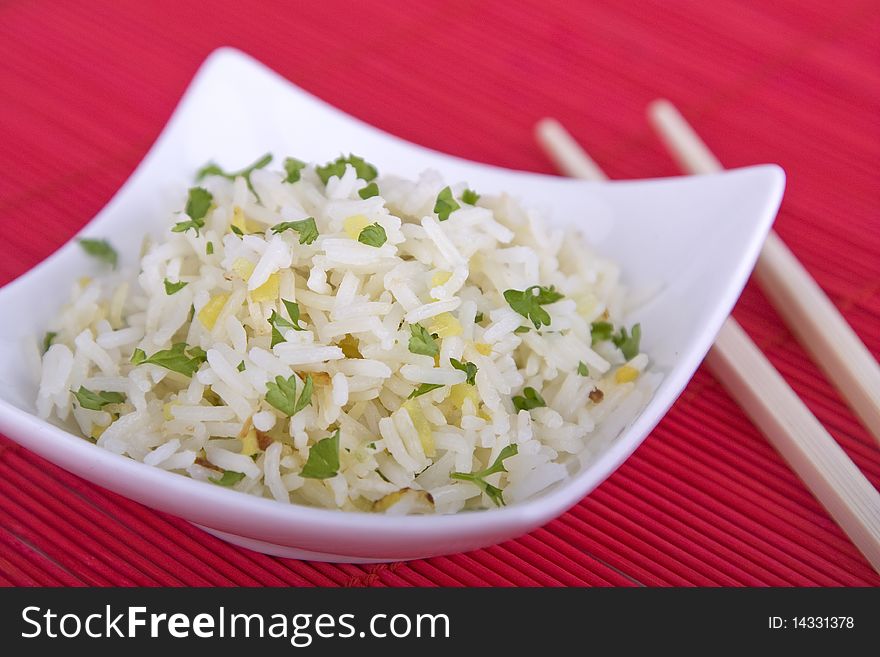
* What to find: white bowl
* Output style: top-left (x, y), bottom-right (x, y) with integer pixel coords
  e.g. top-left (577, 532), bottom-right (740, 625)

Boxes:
top-left (0, 48), bottom-right (784, 562)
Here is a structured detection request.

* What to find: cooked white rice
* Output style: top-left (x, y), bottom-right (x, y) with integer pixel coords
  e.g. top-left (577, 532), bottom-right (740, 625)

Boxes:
top-left (36, 154), bottom-right (659, 514)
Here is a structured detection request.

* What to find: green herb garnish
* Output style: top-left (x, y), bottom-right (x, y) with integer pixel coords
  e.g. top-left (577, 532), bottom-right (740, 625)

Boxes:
top-left (265, 373), bottom-right (313, 417)
top-left (316, 154), bottom-right (378, 185)
top-left (130, 342), bottom-right (207, 377)
top-left (300, 428), bottom-right (340, 479)
top-left (408, 324), bottom-right (439, 357)
top-left (268, 299), bottom-right (306, 347)
top-left (433, 186), bottom-right (460, 221)
top-left (450, 358), bottom-right (477, 385)
top-left (237, 360), bottom-right (246, 372)
top-left (42, 332), bottom-right (57, 354)
top-left (514, 326), bottom-right (530, 334)
top-left (78, 238), bottom-right (118, 268)
top-left (450, 444), bottom-right (518, 507)
top-left (577, 361), bottom-right (589, 376)
top-left (503, 285), bottom-right (563, 329)
top-left (197, 153), bottom-right (273, 198)
top-left (206, 241), bottom-right (214, 255)
top-left (612, 323), bottom-right (642, 360)
top-left (474, 312), bottom-right (484, 323)
top-left (270, 217), bottom-right (318, 245)
top-left (283, 157), bottom-right (307, 183)
top-left (590, 321), bottom-right (614, 345)
top-left (358, 182), bottom-right (380, 199)
top-left (408, 383), bottom-right (444, 399)
top-left (461, 188), bottom-right (480, 204)
top-left (164, 279), bottom-right (188, 295)
top-left (172, 187), bottom-right (213, 235)
top-left (71, 386), bottom-right (126, 411)
top-left (212, 470), bottom-right (245, 486)
top-left (357, 223), bottom-right (387, 247)
top-left (512, 386), bottom-right (546, 412)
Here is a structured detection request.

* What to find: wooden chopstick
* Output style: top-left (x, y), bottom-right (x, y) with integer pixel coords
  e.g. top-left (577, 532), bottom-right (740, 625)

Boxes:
top-left (648, 99), bottom-right (880, 446)
top-left (534, 118), bottom-right (880, 573)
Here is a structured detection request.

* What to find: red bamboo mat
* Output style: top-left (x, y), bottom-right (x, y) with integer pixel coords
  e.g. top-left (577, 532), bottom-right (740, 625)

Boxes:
top-left (1, 0), bottom-right (878, 587)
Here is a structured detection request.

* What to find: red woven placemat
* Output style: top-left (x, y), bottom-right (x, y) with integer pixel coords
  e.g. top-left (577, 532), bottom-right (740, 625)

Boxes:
top-left (1, 0), bottom-right (877, 587)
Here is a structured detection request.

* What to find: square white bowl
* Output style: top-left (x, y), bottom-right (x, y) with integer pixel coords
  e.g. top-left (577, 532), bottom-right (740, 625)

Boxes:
top-left (0, 48), bottom-right (784, 562)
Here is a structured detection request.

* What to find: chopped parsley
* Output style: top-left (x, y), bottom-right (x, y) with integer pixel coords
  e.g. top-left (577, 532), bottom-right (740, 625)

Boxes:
top-left (265, 373), bottom-right (313, 417)
top-left (268, 300), bottom-right (305, 347)
top-left (206, 241), bottom-right (214, 255)
top-left (283, 157), bottom-right (307, 183)
top-left (461, 188), bottom-right (480, 204)
top-left (283, 299), bottom-right (306, 329)
top-left (450, 358), bottom-right (478, 385)
top-left (503, 285), bottom-right (564, 329)
top-left (577, 361), bottom-right (589, 376)
top-left (514, 326), bottom-right (530, 334)
top-left (230, 224), bottom-right (244, 236)
top-left (450, 444), bottom-right (518, 507)
top-left (197, 153), bottom-right (273, 198)
top-left (78, 238), bottom-right (118, 268)
top-left (408, 383), bottom-right (444, 399)
top-left (267, 299), bottom-right (306, 347)
top-left (300, 428), bottom-right (340, 479)
top-left (130, 342), bottom-right (207, 377)
top-left (270, 217), bottom-right (318, 245)
top-left (408, 324), bottom-right (439, 357)
top-left (172, 187), bottom-right (213, 235)
top-left (590, 321), bottom-right (614, 345)
top-left (474, 311), bottom-right (484, 323)
top-left (612, 323), bottom-right (642, 360)
top-left (433, 186), bottom-right (460, 221)
top-left (358, 182), bottom-right (379, 199)
top-left (211, 470), bottom-right (245, 486)
top-left (71, 386), bottom-right (126, 411)
top-left (357, 223), bottom-right (387, 247)
top-left (42, 332), bottom-right (57, 354)
top-left (316, 154), bottom-right (378, 185)
top-left (237, 360), bottom-right (246, 372)
top-left (163, 279), bottom-right (188, 295)
top-left (512, 386), bottom-right (546, 412)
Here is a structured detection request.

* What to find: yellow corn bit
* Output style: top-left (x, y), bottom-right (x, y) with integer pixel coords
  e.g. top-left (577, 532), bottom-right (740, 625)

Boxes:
top-left (231, 206), bottom-right (257, 234)
top-left (90, 423), bottom-right (108, 441)
top-left (198, 293), bottom-right (229, 330)
top-left (240, 427), bottom-right (259, 456)
top-left (343, 214), bottom-right (371, 239)
top-left (615, 365), bottom-right (639, 384)
top-left (449, 383), bottom-right (480, 410)
top-left (338, 334), bottom-right (362, 359)
top-left (403, 399), bottom-right (435, 457)
top-left (428, 312), bottom-right (462, 338)
top-left (232, 257), bottom-right (255, 281)
top-left (162, 401), bottom-right (178, 421)
top-left (474, 342), bottom-right (492, 356)
top-left (250, 272), bottom-right (279, 302)
top-left (431, 271), bottom-right (452, 287)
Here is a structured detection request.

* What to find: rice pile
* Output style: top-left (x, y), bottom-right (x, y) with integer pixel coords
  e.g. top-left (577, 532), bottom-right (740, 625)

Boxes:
top-left (36, 154), bottom-right (659, 514)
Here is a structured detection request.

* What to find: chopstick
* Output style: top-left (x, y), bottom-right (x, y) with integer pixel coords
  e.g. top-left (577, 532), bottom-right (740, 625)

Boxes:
top-left (648, 99), bottom-right (880, 446)
top-left (534, 118), bottom-right (880, 573)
